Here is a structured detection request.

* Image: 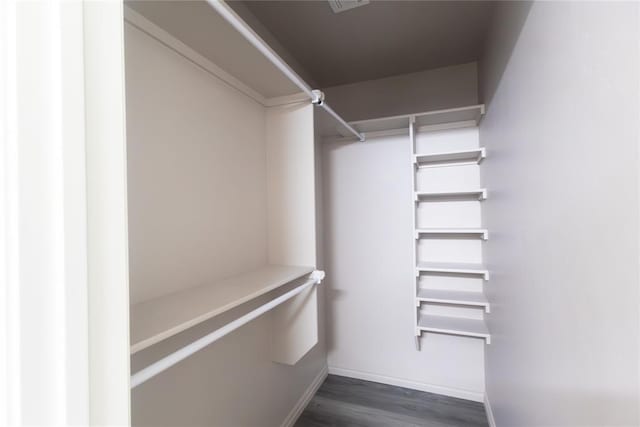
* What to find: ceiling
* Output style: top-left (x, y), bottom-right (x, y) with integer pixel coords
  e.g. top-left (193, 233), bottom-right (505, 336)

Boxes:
top-left (238, 1), bottom-right (496, 88)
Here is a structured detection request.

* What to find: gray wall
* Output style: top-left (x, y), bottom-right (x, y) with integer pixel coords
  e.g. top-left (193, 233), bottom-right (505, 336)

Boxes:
top-left (479, 2), bottom-right (640, 425)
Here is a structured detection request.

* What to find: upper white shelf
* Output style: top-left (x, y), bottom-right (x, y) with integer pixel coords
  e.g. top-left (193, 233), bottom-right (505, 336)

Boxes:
top-left (130, 264), bottom-right (314, 354)
top-left (418, 313), bottom-right (490, 343)
top-left (416, 261), bottom-right (489, 280)
top-left (414, 148), bottom-right (485, 168)
top-left (320, 104), bottom-right (485, 141)
top-left (125, 3), bottom-right (301, 101)
top-left (415, 228), bottom-right (488, 240)
top-left (414, 105), bottom-right (485, 131)
top-left (416, 289), bottom-right (490, 312)
top-left (415, 189), bottom-right (487, 201)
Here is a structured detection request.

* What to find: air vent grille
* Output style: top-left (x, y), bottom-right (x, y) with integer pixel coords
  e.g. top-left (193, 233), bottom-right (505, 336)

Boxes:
top-left (328, 0), bottom-right (369, 14)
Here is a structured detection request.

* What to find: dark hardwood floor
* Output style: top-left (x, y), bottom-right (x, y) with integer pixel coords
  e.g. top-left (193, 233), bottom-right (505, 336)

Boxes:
top-left (295, 375), bottom-right (489, 427)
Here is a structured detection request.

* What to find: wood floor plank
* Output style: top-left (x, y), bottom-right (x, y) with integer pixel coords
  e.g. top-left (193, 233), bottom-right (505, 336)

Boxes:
top-left (294, 375), bottom-right (489, 427)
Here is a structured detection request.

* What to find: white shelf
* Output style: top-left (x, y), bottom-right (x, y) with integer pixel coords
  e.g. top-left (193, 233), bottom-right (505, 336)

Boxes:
top-left (130, 264), bottom-right (314, 354)
top-left (417, 313), bottom-right (490, 343)
top-left (414, 148), bottom-right (485, 168)
top-left (414, 105), bottom-right (485, 131)
top-left (416, 262), bottom-right (489, 280)
top-left (415, 228), bottom-right (488, 240)
top-left (320, 105), bottom-right (485, 141)
top-left (352, 115), bottom-right (411, 135)
top-left (416, 289), bottom-right (490, 312)
top-left (415, 189), bottom-right (487, 201)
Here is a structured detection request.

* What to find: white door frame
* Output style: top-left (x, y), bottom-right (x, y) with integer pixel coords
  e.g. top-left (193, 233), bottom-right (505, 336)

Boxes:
top-left (0, 1), bottom-right (131, 425)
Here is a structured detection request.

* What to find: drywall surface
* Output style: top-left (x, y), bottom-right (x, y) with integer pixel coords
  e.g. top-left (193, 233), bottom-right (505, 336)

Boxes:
top-left (322, 128), bottom-right (485, 401)
top-left (266, 103), bottom-right (317, 267)
top-left (479, 2), bottom-right (640, 425)
top-left (125, 21), bottom-right (267, 304)
top-left (126, 22), bottom-right (326, 426)
top-left (323, 62), bottom-right (478, 122)
top-left (267, 103), bottom-right (319, 365)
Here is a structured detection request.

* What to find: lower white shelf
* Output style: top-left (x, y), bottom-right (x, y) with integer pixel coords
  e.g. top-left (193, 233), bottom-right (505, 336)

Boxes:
top-left (415, 228), bottom-right (488, 240)
top-left (416, 262), bottom-right (489, 280)
top-left (417, 313), bottom-right (490, 343)
top-left (130, 264), bottom-right (315, 354)
top-left (415, 189), bottom-right (487, 201)
top-left (414, 148), bottom-right (486, 168)
top-left (416, 288), bottom-right (490, 312)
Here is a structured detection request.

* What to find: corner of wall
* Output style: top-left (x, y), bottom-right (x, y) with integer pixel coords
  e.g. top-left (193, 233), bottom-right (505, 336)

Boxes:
top-left (477, 1), bottom-right (533, 108)
top-left (484, 392), bottom-right (496, 427)
top-left (280, 364), bottom-right (328, 427)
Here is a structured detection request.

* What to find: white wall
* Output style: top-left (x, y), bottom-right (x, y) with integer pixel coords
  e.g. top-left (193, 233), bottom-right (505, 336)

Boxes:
top-left (125, 22), bottom-right (326, 426)
top-left (479, 2), bottom-right (640, 425)
top-left (126, 22), bottom-right (267, 304)
top-left (323, 62), bottom-right (478, 122)
top-left (322, 128), bottom-right (486, 401)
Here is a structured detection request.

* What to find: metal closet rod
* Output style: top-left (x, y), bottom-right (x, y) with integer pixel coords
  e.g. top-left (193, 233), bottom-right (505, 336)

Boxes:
top-left (131, 270), bottom-right (326, 389)
top-left (206, 0), bottom-right (365, 142)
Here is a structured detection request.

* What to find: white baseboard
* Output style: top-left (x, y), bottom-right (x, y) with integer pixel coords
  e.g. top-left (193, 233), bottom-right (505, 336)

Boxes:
top-left (327, 366), bottom-right (484, 403)
top-left (484, 392), bottom-right (496, 427)
top-left (281, 365), bottom-right (328, 427)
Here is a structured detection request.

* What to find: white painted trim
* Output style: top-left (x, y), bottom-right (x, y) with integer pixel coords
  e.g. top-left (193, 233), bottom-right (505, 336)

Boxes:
top-left (280, 365), bottom-right (328, 427)
top-left (484, 392), bottom-right (496, 427)
top-left (84, 2), bottom-right (131, 424)
top-left (327, 366), bottom-right (484, 402)
top-left (265, 92), bottom-right (309, 107)
top-left (1, 2), bottom-right (93, 423)
top-left (637, 2), bottom-right (640, 417)
top-left (123, 6), bottom-right (268, 106)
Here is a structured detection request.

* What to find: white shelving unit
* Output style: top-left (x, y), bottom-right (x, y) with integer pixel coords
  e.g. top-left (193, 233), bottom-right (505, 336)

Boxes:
top-left (415, 189), bottom-right (487, 201)
top-left (409, 104), bottom-right (491, 347)
top-left (414, 148), bottom-right (486, 168)
top-left (415, 228), bottom-right (488, 240)
top-left (130, 265), bottom-right (314, 354)
top-left (417, 313), bottom-right (491, 344)
top-left (416, 289), bottom-right (490, 312)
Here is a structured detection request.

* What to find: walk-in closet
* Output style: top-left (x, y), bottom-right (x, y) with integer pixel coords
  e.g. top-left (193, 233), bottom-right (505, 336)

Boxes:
top-left (122, 1), bottom-right (639, 426)
top-left (9, 1), bottom-right (635, 426)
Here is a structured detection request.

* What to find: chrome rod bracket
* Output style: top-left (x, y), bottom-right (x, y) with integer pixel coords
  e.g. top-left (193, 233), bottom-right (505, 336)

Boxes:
top-left (310, 269), bottom-right (326, 283)
top-left (311, 89), bottom-right (325, 105)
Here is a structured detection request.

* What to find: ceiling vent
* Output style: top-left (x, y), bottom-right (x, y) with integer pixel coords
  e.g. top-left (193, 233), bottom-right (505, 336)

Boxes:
top-left (328, 0), bottom-right (369, 14)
